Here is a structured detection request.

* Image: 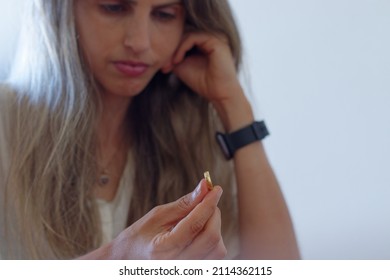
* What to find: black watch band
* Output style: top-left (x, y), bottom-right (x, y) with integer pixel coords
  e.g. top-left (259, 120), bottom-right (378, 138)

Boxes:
top-left (216, 121), bottom-right (269, 160)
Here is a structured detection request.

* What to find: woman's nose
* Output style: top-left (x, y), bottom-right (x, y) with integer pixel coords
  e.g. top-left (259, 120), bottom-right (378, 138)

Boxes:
top-left (123, 17), bottom-right (151, 54)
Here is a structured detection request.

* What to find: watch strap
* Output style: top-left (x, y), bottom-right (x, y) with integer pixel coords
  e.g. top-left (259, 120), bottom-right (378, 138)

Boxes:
top-left (216, 121), bottom-right (269, 160)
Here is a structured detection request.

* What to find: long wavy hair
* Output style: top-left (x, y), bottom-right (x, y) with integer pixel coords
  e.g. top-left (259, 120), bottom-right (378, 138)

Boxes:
top-left (4, 0), bottom-right (242, 259)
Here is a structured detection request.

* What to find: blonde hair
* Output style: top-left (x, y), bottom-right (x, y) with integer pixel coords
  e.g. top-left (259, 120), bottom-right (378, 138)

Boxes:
top-left (5, 0), bottom-right (242, 259)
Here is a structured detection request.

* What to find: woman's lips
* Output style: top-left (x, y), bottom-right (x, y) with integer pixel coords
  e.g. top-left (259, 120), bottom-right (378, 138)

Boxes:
top-left (114, 61), bottom-right (149, 77)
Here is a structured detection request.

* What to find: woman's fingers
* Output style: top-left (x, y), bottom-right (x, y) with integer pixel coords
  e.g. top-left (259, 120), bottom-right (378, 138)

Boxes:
top-left (168, 179), bottom-right (210, 218)
top-left (139, 181), bottom-right (220, 258)
top-left (166, 186), bottom-right (223, 252)
top-left (145, 179), bottom-right (210, 228)
top-left (167, 32), bottom-right (239, 103)
top-left (173, 33), bottom-right (227, 65)
top-left (178, 206), bottom-right (226, 259)
top-left (107, 181), bottom-right (223, 259)
top-left (203, 239), bottom-right (227, 260)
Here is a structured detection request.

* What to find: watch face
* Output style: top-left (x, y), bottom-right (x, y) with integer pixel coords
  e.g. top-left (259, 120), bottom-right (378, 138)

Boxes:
top-left (253, 121), bottom-right (269, 140)
top-left (216, 133), bottom-right (232, 159)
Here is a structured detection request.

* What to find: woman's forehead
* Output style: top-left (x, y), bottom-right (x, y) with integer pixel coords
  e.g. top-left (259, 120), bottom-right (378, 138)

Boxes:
top-left (85, 0), bottom-right (183, 5)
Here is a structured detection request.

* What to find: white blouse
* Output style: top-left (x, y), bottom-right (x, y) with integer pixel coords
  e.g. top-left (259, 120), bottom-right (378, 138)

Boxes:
top-left (96, 153), bottom-right (133, 245)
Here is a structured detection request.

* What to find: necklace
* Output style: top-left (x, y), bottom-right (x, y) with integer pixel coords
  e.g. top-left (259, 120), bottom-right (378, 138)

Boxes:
top-left (97, 142), bottom-right (124, 187)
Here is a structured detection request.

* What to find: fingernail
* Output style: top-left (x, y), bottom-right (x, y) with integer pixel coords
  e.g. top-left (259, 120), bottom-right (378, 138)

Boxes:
top-left (216, 188), bottom-right (223, 201)
top-left (191, 181), bottom-right (202, 200)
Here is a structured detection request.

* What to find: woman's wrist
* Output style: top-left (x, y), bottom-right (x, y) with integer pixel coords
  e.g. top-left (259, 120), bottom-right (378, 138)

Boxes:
top-left (212, 85), bottom-right (255, 132)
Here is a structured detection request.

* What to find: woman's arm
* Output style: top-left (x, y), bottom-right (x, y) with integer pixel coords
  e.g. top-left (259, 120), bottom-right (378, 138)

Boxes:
top-left (169, 33), bottom-right (300, 259)
top-left (214, 85), bottom-right (300, 260)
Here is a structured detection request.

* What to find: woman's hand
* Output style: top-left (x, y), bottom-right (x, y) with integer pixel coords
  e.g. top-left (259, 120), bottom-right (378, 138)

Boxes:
top-left (163, 32), bottom-right (254, 132)
top-left (162, 33), bottom-right (241, 104)
top-left (79, 180), bottom-right (226, 260)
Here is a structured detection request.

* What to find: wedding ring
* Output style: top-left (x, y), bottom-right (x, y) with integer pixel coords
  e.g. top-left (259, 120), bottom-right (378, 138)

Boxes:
top-left (204, 171), bottom-right (213, 190)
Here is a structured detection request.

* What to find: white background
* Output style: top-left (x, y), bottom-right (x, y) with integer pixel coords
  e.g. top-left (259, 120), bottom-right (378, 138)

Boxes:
top-left (1, 0), bottom-right (389, 259)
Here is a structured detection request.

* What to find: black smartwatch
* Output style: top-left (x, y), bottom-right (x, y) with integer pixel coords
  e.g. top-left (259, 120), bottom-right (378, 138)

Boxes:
top-left (216, 121), bottom-right (269, 160)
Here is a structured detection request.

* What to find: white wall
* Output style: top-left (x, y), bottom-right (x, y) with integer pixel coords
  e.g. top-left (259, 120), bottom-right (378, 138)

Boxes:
top-left (229, 0), bottom-right (390, 259)
top-left (1, 0), bottom-right (389, 259)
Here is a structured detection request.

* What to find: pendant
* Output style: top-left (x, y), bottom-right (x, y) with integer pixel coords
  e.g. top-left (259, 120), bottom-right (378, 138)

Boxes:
top-left (99, 174), bottom-right (110, 186)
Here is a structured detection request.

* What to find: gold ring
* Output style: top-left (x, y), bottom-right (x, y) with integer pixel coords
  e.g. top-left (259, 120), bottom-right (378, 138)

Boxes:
top-left (204, 171), bottom-right (213, 190)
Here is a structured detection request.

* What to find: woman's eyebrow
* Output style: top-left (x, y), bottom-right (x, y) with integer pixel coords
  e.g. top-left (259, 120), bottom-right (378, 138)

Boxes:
top-left (154, 1), bottom-right (182, 8)
top-left (123, 0), bottom-right (182, 8)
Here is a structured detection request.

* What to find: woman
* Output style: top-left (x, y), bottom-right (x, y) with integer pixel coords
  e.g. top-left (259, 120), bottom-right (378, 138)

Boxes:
top-left (0, 0), bottom-right (300, 259)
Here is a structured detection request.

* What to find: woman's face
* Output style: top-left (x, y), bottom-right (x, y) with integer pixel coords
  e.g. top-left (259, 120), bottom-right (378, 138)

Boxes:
top-left (75, 0), bottom-right (185, 98)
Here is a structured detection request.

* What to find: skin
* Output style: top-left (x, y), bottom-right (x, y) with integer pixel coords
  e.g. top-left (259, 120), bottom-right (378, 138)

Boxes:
top-left (75, 0), bottom-right (300, 259)
top-left (75, 0), bottom-right (185, 99)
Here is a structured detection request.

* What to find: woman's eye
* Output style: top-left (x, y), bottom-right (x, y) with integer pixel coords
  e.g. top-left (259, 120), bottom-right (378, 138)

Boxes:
top-left (100, 4), bottom-right (127, 14)
top-left (153, 10), bottom-right (176, 21)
